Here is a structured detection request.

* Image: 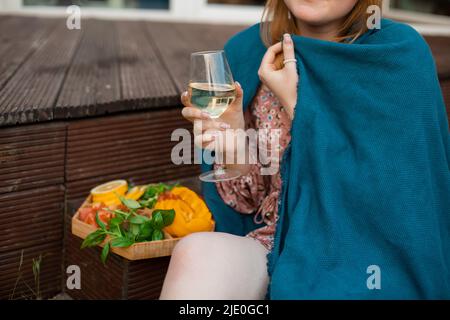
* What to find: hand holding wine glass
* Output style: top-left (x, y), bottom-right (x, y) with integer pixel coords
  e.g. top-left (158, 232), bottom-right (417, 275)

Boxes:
top-left (181, 81), bottom-right (245, 146)
top-left (180, 50), bottom-right (245, 182)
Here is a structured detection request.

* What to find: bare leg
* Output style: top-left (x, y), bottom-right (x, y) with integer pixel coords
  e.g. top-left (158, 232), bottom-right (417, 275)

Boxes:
top-left (160, 232), bottom-right (269, 300)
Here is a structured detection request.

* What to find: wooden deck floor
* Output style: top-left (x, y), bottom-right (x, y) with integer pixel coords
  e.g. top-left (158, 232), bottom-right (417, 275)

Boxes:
top-left (0, 15), bottom-right (244, 126)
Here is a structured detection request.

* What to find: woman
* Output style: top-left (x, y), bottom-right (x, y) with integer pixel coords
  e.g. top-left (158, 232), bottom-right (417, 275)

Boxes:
top-left (160, 0), bottom-right (450, 299)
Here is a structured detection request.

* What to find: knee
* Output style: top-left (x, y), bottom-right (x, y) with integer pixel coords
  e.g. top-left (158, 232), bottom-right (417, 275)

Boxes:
top-left (169, 232), bottom-right (214, 271)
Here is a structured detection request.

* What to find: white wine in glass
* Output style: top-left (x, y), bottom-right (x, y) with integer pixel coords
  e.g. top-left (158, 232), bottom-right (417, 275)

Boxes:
top-left (189, 50), bottom-right (240, 182)
top-left (188, 82), bottom-right (236, 119)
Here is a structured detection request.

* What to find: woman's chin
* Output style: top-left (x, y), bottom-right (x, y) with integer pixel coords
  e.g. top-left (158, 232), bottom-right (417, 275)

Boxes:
top-left (291, 6), bottom-right (332, 26)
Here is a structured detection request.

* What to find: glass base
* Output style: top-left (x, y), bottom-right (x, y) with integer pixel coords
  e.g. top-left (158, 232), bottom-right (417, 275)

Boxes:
top-left (199, 168), bottom-right (241, 183)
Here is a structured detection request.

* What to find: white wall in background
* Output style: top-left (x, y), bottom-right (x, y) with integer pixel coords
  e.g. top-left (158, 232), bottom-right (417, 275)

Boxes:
top-left (0, 0), bottom-right (448, 35)
top-left (0, 0), bottom-right (23, 10)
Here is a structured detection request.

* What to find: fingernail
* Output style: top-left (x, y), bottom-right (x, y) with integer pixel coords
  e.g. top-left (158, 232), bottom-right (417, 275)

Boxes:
top-left (182, 91), bottom-right (188, 97)
top-left (219, 123), bottom-right (230, 130)
top-left (235, 81), bottom-right (241, 88)
top-left (283, 33), bottom-right (292, 44)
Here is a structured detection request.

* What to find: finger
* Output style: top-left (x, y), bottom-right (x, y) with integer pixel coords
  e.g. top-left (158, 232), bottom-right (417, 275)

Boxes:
top-left (228, 81), bottom-right (243, 112)
top-left (194, 132), bottom-right (217, 150)
top-left (181, 91), bottom-right (211, 119)
top-left (282, 34), bottom-right (295, 60)
top-left (194, 132), bottom-right (216, 144)
top-left (235, 81), bottom-right (243, 101)
top-left (181, 106), bottom-right (210, 122)
top-left (260, 42), bottom-right (283, 72)
top-left (193, 119), bottom-right (230, 134)
top-left (180, 90), bottom-right (192, 107)
top-left (282, 33), bottom-right (297, 72)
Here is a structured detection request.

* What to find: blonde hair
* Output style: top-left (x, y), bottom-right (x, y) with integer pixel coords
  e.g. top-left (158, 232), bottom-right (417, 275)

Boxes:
top-left (260, 0), bottom-right (383, 68)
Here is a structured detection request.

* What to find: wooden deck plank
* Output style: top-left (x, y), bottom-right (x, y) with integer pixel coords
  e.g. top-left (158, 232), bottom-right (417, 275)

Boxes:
top-left (0, 185), bottom-right (64, 253)
top-left (117, 20), bottom-right (179, 111)
top-left (0, 15), bottom-right (12, 27)
top-left (144, 21), bottom-right (198, 93)
top-left (0, 16), bottom-right (38, 42)
top-left (0, 120), bottom-right (65, 140)
top-left (0, 242), bottom-right (62, 299)
top-left (55, 19), bottom-right (122, 119)
top-left (0, 17), bottom-right (58, 91)
top-left (145, 21), bottom-right (243, 92)
top-left (441, 80), bottom-right (450, 121)
top-left (425, 36), bottom-right (450, 80)
top-left (0, 182), bottom-right (64, 300)
top-left (65, 109), bottom-right (195, 183)
top-left (64, 235), bottom-right (125, 300)
top-left (0, 122), bottom-right (66, 194)
top-left (0, 19), bottom-right (81, 126)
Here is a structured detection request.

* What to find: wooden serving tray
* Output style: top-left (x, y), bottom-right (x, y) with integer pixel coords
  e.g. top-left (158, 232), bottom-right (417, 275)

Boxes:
top-left (71, 196), bottom-right (180, 260)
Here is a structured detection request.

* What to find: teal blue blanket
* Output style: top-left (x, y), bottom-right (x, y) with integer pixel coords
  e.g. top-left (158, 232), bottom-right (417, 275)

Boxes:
top-left (201, 19), bottom-right (450, 299)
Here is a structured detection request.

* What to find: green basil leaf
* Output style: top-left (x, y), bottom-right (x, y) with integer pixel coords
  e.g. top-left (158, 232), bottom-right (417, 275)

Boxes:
top-left (139, 198), bottom-right (156, 209)
top-left (152, 211), bottom-right (164, 230)
top-left (154, 209), bottom-right (175, 227)
top-left (137, 222), bottom-right (153, 241)
top-left (152, 229), bottom-right (164, 241)
top-left (142, 183), bottom-right (173, 200)
top-left (130, 223), bottom-right (140, 236)
top-left (118, 223), bottom-right (127, 233)
top-left (101, 242), bottom-right (110, 265)
top-left (95, 212), bottom-right (107, 230)
top-left (129, 214), bottom-right (148, 224)
top-left (109, 217), bottom-right (123, 228)
top-left (111, 237), bottom-right (135, 248)
top-left (119, 195), bottom-right (141, 210)
top-left (142, 185), bottom-right (158, 200)
top-left (126, 230), bottom-right (134, 238)
top-left (113, 209), bottom-right (129, 217)
top-left (81, 230), bottom-right (106, 249)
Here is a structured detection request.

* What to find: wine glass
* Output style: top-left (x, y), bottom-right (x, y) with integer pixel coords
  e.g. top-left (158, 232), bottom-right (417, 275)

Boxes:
top-left (189, 50), bottom-right (241, 182)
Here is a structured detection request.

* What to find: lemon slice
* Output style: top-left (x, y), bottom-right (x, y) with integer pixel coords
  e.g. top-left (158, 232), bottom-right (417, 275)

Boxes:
top-left (91, 180), bottom-right (128, 205)
top-left (125, 185), bottom-right (146, 201)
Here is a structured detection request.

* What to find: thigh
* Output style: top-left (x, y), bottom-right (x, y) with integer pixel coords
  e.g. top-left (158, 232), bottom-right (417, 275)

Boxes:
top-left (160, 232), bottom-right (269, 300)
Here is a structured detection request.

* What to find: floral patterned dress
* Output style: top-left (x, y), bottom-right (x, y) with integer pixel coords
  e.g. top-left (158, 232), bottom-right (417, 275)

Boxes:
top-left (215, 84), bottom-right (292, 251)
